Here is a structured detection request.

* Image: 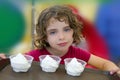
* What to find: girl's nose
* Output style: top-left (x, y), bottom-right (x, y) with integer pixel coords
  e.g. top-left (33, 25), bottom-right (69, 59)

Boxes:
top-left (58, 32), bottom-right (65, 40)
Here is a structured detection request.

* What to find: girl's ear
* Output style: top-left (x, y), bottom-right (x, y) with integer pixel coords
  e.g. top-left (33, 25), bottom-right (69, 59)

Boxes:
top-left (45, 39), bottom-right (48, 42)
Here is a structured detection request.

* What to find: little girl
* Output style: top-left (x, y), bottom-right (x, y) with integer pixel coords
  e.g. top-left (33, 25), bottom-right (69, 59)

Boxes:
top-left (27, 5), bottom-right (120, 75)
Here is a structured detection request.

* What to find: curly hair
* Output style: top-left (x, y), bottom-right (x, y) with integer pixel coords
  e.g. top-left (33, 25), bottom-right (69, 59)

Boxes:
top-left (34, 5), bottom-right (83, 49)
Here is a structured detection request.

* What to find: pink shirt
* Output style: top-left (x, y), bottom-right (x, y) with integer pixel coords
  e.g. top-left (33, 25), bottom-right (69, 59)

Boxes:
top-left (27, 46), bottom-right (91, 64)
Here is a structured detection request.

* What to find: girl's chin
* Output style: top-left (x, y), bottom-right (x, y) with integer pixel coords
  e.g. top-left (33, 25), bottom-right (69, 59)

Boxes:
top-left (57, 46), bottom-right (69, 51)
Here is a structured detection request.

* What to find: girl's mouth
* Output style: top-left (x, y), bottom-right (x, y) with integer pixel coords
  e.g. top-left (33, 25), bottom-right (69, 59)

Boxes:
top-left (58, 42), bottom-right (67, 47)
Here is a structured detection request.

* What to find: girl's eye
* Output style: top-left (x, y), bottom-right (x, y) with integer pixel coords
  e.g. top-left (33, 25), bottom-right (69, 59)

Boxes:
top-left (64, 28), bottom-right (71, 32)
top-left (49, 31), bottom-right (56, 35)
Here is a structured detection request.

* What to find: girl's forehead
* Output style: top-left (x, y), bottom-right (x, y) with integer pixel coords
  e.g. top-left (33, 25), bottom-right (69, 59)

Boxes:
top-left (48, 17), bottom-right (68, 25)
top-left (47, 18), bottom-right (69, 29)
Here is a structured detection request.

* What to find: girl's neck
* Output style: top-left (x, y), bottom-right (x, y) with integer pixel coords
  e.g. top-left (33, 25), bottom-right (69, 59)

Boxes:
top-left (46, 47), bottom-right (68, 57)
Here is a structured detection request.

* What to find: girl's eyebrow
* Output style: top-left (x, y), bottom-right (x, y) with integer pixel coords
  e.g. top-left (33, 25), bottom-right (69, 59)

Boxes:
top-left (47, 28), bottom-right (57, 33)
top-left (47, 25), bottom-right (70, 31)
top-left (64, 26), bottom-right (70, 28)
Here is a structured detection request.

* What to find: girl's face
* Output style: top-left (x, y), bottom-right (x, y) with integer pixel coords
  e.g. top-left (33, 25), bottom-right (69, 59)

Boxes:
top-left (46, 18), bottom-right (73, 53)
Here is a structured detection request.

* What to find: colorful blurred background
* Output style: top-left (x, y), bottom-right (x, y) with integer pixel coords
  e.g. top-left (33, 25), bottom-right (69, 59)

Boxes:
top-left (0, 0), bottom-right (32, 54)
top-left (0, 0), bottom-right (120, 64)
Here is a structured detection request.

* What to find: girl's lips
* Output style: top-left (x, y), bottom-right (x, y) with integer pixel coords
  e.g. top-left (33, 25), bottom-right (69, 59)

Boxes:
top-left (57, 42), bottom-right (67, 46)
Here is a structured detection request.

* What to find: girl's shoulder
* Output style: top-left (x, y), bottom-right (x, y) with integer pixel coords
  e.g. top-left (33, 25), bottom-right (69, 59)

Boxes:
top-left (26, 48), bottom-right (48, 61)
top-left (69, 46), bottom-right (91, 62)
top-left (70, 45), bottom-right (88, 53)
top-left (27, 48), bottom-right (46, 55)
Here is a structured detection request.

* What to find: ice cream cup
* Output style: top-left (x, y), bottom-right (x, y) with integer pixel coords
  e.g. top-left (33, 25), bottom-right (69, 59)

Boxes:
top-left (64, 58), bottom-right (87, 76)
top-left (9, 54), bottom-right (33, 72)
top-left (39, 55), bottom-right (61, 72)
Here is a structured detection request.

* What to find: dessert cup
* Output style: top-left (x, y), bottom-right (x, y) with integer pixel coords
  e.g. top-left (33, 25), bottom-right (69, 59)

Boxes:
top-left (9, 54), bottom-right (33, 72)
top-left (39, 55), bottom-right (61, 72)
top-left (64, 58), bottom-right (87, 76)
